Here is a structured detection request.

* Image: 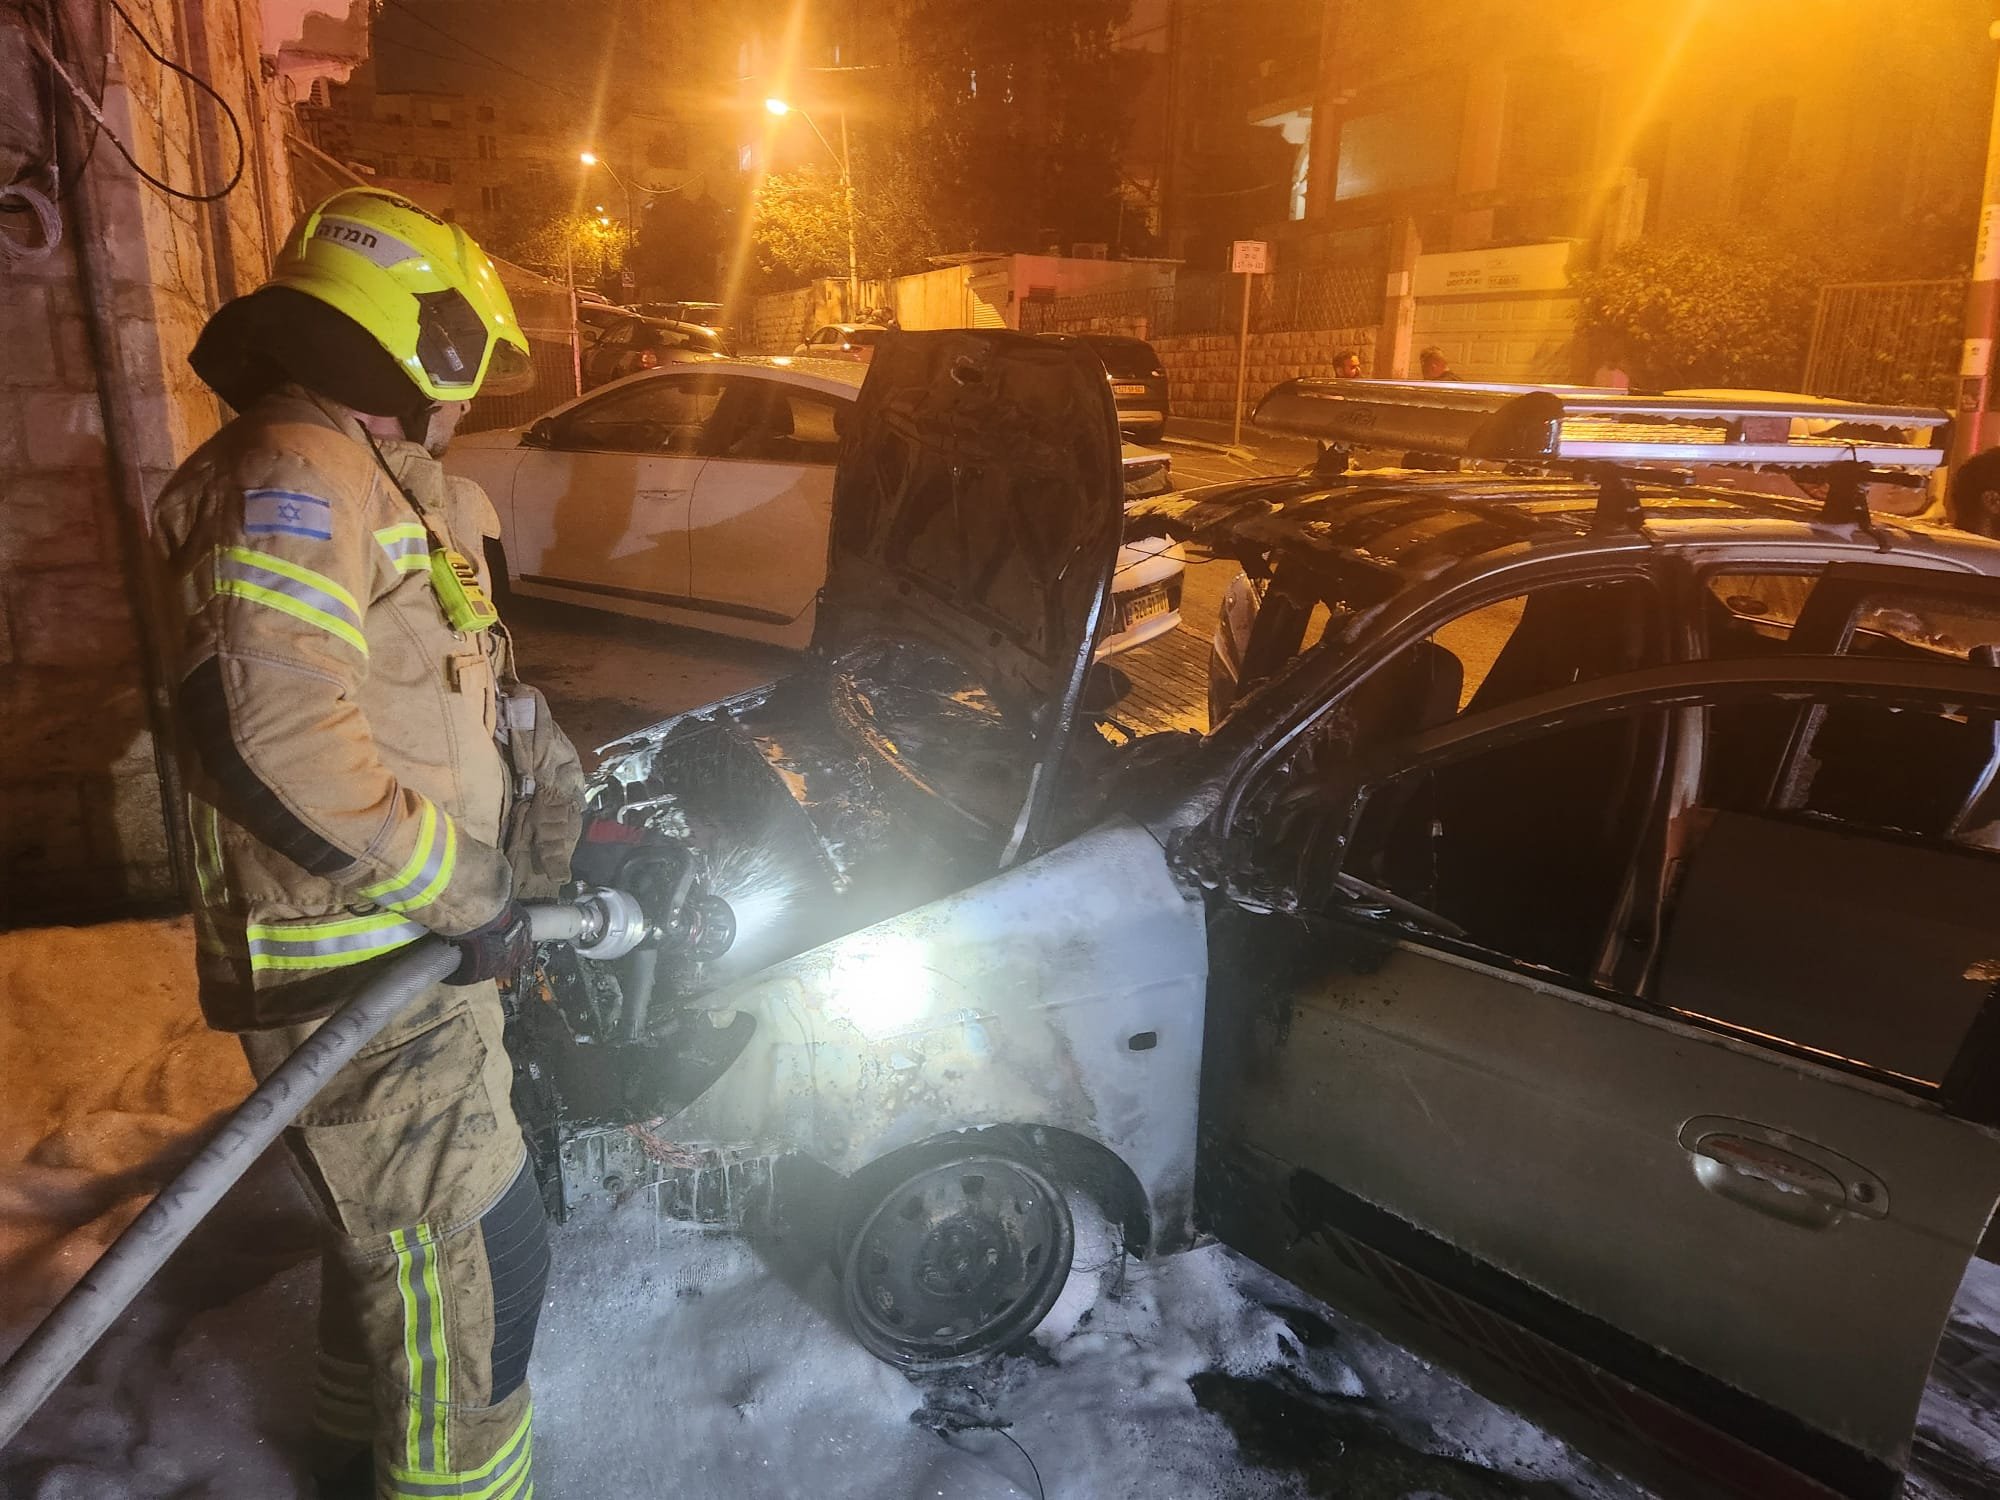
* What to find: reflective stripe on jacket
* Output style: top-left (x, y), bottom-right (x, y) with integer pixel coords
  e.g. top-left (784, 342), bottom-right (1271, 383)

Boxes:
top-left (153, 388), bottom-right (526, 1030)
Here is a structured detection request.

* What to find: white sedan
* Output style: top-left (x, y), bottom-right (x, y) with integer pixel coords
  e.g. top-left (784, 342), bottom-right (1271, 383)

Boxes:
top-left (446, 357), bottom-right (1187, 656)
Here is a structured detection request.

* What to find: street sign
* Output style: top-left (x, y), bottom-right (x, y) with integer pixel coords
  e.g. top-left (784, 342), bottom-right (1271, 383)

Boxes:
top-left (1230, 240), bottom-right (1270, 275)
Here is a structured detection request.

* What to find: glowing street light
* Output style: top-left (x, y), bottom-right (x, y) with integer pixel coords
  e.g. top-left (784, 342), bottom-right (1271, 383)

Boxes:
top-left (764, 96), bottom-right (858, 313)
top-left (577, 149), bottom-right (633, 226)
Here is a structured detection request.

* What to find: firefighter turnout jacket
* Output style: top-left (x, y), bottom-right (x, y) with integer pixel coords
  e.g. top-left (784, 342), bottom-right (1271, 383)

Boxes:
top-left (153, 386), bottom-right (561, 1031)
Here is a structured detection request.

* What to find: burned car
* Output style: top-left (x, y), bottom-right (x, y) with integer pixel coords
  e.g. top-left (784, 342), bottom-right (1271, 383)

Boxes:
top-left (505, 349), bottom-right (2000, 1500)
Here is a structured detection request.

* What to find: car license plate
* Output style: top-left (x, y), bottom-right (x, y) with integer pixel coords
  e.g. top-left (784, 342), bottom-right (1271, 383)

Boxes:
top-left (1113, 383), bottom-right (1149, 396)
top-left (1123, 585), bottom-right (1170, 628)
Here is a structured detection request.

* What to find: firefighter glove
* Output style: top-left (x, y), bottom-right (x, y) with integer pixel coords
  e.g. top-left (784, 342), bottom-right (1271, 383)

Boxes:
top-left (446, 899), bottom-right (533, 986)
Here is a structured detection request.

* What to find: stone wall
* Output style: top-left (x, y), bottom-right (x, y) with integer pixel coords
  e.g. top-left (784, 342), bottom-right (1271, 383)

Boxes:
top-left (747, 286), bottom-right (815, 355)
top-left (1155, 326), bottom-right (1379, 422)
top-left (0, 0), bottom-right (295, 926)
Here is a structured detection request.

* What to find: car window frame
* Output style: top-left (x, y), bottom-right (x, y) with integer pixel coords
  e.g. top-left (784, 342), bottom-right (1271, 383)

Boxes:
top-left (695, 375), bottom-right (847, 466)
top-left (1245, 653), bottom-right (2000, 1110)
top-left (1209, 549), bottom-right (1664, 833)
top-left (549, 371), bottom-right (725, 455)
top-left (1788, 559), bottom-right (1999, 655)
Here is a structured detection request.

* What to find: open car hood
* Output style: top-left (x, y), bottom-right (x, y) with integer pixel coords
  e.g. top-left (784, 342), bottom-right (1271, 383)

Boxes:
top-left (812, 330), bottom-right (1125, 855)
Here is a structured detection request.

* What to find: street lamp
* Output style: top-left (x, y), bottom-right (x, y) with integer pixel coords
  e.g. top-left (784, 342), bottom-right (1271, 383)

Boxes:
top-left (764, 96), bottom-right (859, 316)
top-left (577, 149), bottom-right (635, 230)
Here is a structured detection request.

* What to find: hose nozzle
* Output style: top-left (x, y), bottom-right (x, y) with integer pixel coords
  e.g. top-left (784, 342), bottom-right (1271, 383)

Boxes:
top-left (668, 892), bottom-right (736, 962)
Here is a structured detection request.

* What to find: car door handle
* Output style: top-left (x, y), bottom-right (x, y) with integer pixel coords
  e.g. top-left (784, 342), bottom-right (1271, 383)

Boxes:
top-left (1678, 1116), bottom-right (1889, 1230)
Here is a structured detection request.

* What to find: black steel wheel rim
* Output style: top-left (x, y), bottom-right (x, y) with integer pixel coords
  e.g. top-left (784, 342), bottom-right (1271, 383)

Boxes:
top-left (843, 1153), bottom-right (1073, 1369)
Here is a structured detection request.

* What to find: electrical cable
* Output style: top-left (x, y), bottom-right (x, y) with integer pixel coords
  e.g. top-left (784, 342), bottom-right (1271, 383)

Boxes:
top-left (1, 0), bottom-right (62, 259)
top-left (47, 0), bottom-right (105, 197)
top-left (993, 1427), bottom-right (1046, 1500)
top-left (377, 0), bottom-right (588, 103)
top-left (27, 0), bottom-right (245, 203)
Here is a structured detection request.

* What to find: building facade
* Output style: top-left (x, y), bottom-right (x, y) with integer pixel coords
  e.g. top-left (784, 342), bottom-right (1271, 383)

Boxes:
top-left (1152, 0), bottom-right (1993, 383)
top-left (1, 0), bottom-right (359, 925)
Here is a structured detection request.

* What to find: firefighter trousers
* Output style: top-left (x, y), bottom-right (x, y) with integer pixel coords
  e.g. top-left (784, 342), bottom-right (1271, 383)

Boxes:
top-left (242, 976), bottom-right (549, 1500)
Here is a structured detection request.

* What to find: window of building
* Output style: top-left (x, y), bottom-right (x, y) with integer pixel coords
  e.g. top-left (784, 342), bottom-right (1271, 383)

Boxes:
top-left (1335, 87), bottom-right (1458, 201)
top-left (480, 185), bottom-right (500, 212)
top-left (434, 159), bottom-right (452, 183)
top-left (476, 103), bottom-right (495, 122)
top-left (476, 135), bottom-right (498, 161)
top-left (1498, 57), bottom-right (1602, 191)
top-left (380, 155), bottom-right (399, 177)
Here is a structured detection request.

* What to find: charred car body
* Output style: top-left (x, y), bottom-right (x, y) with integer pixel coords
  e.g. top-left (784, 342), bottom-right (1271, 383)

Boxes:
top-left (502, 349), bottom-right (2000, 1500)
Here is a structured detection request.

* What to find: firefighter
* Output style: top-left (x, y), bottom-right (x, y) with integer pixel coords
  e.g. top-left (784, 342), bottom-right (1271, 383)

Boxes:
top-left (154, 188), bottom-right (585, 1500)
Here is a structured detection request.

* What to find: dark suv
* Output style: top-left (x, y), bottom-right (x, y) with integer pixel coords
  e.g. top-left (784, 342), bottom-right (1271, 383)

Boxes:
top-left (1040, 332), bottom-right (1169, 441)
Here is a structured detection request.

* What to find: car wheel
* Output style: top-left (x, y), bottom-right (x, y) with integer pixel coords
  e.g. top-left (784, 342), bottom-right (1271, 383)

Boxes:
top-left (841, 1147), bottom-right (1074, 1370)
top-left (482, 536), bottom-right (512, 607)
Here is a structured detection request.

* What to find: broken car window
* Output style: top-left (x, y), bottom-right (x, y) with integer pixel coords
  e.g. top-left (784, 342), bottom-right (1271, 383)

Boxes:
top-left (1414, 575), bottom-right (1663, 721)
top-left (1665, 687), bottom-right (2000, 1086)
top-left (1701, 570), bottom-right (1820, 655)
top-left (1250, 578), bottom-right (1667, 978)
top-left (1850, 593), bottom-right (2000, 663)
top-left (1336, 708), bottom-right (1671, 979)
top-left (1706, 688), bottom-right (2000, 853)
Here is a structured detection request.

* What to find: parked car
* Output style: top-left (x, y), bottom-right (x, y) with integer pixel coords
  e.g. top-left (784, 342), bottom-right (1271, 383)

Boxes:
top-left (573, 299), bottom-right (630, 348)
top-left (635, 300), bottom-right (738, 353)
top-left (794, 323), bottom-right (888, 362)
top-left (508, 345), bottom-right (1996, 1500)
top-left (1043, 331), bottom-right (1169, 441)
top-left (445, 355), bottom-right (1187, 655)
top-left (582, 314), bottom-right (727, 388)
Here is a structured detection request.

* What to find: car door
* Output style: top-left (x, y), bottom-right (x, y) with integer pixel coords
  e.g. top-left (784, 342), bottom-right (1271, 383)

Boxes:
top-left (685, 377), bottom-right (844, 626)
top-left (1199, 633), bottom-right (2000, 1500)
top-left (508, 372), bottom-right (723, 607)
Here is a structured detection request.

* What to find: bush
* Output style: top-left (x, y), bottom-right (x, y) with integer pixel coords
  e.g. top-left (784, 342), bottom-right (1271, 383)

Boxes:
top-left (1572, 228), bottom-right (1854, 391)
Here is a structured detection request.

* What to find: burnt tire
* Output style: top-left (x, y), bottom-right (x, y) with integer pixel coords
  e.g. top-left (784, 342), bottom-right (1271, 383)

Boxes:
top-left (841, 1147), bottom-right (1073, 1370)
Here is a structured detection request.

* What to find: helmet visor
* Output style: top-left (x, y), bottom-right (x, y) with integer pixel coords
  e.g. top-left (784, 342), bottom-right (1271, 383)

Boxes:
top-left (481, 339), bottom-right (537, 397)
top-left (414, 288), bottom-right (492, 394)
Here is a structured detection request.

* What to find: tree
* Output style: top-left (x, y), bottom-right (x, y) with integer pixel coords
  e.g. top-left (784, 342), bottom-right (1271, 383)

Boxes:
top-left (750, 140), bottom-right (946, 284)
top-left (632, 191), bottom-right (728, 301)
top-left (1573, 228), bottom-right (1858, 391)
top-left (898, 0), bottom-right (1135, 254)
top-left (480, 176), bottom-right (630, 285)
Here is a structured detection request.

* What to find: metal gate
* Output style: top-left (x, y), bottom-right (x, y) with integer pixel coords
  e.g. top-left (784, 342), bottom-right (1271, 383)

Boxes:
top-left (1802, 279), bottom-right (1964, 409)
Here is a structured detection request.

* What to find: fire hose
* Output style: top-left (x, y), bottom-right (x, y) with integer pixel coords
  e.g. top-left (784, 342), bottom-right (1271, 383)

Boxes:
top-left (0, 889), bottom-right (698, 1449)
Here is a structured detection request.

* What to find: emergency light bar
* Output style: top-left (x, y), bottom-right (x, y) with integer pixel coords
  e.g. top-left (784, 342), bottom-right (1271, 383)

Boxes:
top-left (1252, 379), bottom-right (1949, 472)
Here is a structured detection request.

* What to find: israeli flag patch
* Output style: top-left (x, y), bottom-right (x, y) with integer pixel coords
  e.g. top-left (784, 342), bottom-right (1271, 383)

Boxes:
top-left (244, 489), bottom-right (333, 541)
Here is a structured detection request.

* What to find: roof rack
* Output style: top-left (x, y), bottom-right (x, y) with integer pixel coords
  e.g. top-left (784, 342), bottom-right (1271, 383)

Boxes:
top-left (1253, 380), bottom-right (1949, 473)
